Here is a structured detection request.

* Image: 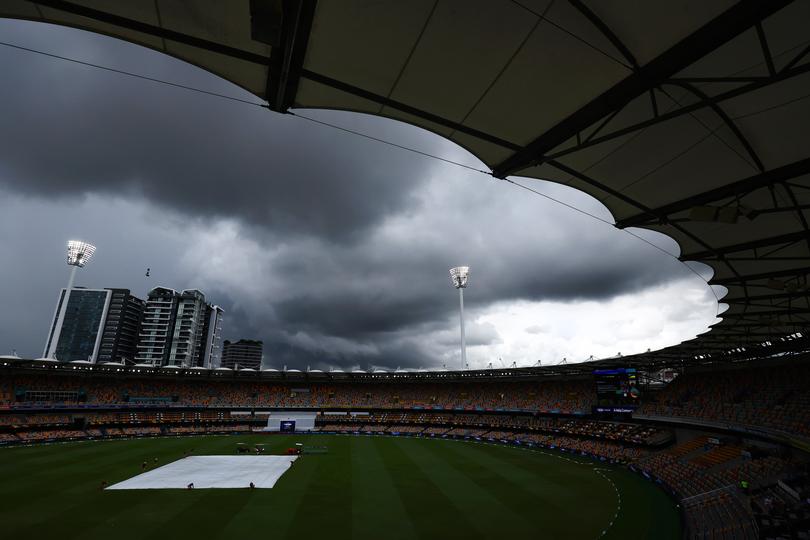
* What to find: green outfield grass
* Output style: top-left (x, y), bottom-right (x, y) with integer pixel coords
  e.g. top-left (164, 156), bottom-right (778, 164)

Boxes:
top-left (0, 434), bottom-right (680, 539)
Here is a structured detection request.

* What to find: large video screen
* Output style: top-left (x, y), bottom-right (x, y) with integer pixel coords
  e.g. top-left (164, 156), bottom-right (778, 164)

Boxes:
top-left (593, 367), bottom-right (640, 409)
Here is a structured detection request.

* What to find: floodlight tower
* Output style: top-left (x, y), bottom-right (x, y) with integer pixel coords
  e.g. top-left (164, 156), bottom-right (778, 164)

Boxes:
top-left (449, 266), bottom-right (470, 370)
top-left (48, 240), bottom-right (96, 359)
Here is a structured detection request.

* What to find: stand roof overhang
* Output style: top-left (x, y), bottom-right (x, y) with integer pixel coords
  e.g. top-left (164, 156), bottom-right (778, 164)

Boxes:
top-left (4, 0), bottom-right (810, 365)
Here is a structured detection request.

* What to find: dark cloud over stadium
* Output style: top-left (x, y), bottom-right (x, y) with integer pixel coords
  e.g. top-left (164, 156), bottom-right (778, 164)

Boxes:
top-left (0, 20), bottom-right (718, 369)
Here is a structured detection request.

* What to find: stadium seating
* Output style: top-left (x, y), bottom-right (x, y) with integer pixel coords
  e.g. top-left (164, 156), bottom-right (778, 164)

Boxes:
top-left (1, 374), bottom-right (594, 413)
top-left (639, 363), bottom-right (810, 439)
top-left (316, 411), bottom-right (669, 450)
top-left (634, 437), bottom-right (799, 539)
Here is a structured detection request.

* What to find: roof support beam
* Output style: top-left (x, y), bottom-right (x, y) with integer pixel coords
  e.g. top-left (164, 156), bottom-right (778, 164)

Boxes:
top-left (546, 161), bottom-right (733, 272)
top-left (26, 0), bottom-right (270, 65)
top-left (673, 75), bottom-right (769, 83)
top-left (568, 0), bottom-right (638, 69)
top-left (712, 266), bottom-right (810, 285)
top-left (491, 0), bottom-right (793, 178)
top-left (545, 159), bottom-right (652, 213)
top-left (721, 308), bottom-right (810, 319)
top-left (719, 256), bottom-right (810, 262)
top-left (298, 70), bottom-right (522, 150)
top-left (700, 331), bottom-right (792, 337)
top-left (677, 345), bottom-right (734, 351)
top-left (783, 43), bottom-right (810, 72)
top-left (724, 291), bottom-right (810, 303)
top-left (265, 0), bottom-right (317, 112)
top-left (544, 60), bottom-right (810, 163)
top-left (666, 80), bottom-right (764, 172)
top-left (686, 341), bottom-right (760, 348)
top-left (755, 22), bottom-right (776, 76)
top-left (682, 230), bottom-right (810, 260)
top-left (618, 156), bottom-right (810, 228)
top-left (712, 323), bottom-right (805, 330)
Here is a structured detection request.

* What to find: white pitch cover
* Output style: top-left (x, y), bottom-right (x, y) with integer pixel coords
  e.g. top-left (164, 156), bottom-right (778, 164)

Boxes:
top-left (106, 455), bottom-right (298, 490)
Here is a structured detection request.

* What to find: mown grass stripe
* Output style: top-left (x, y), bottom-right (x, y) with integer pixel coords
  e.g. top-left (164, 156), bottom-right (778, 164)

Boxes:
top-left (382, 436), bottom-right (486, 539)
top-left (1, 437), bottom-right (207, 535)
top-left (407, 439), bottom-right (598, 537)
top-left (144, 488), bottom-right (255, 540)
top-left (346, 436), bottom-right (417, 539)
top-left (421, 440), bottom-right (577, 532)
top-left (283, 434), bottom-right (353, 539)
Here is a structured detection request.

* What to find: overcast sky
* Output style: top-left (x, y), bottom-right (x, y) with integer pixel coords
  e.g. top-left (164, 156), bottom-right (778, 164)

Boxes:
top-left (0, 19), bottom-right (722, 370)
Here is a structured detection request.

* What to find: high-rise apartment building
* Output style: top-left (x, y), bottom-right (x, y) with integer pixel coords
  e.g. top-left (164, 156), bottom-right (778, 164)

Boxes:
top-left (168, 289), bottom-right (207, 367)
top-left (221, 339), bottom-right (263, 370)
top-left (97, 289), bottom-right (145, 364)
top-left (44, 288), bottom-right (144, 363)
top-left (135, 287), bottom-right (180, 366)
top-left (135, 287), bottom-right (223, 368)
top-left (200, 304), bottom-right (224, 369)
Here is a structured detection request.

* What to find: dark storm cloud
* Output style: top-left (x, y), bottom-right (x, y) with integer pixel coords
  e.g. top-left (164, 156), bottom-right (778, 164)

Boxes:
top-left (271, 245), bottom-right (680, 338)
top-left (0, 20), bottom-right (713, 369)
top-left (0, 21), bottom-right (433, 242)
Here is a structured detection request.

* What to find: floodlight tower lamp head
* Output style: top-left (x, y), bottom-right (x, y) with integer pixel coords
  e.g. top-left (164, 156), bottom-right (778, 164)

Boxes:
top-left (449, 266), bottom-right (470, 289)
top-left (66, 240), bottom-right (97, 268)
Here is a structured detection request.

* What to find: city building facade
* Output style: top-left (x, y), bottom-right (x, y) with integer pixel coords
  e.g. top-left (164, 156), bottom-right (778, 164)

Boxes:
top-left (200, 304), bottom-right (224, 369)
top-left (135, 287), bottom-right (180, 366)
top-left (97, 289), bottom-right (145, 364)
top-left (136, 287), bottom-right (224, 368)
top-left (168, 289), bottom-right (207, 367)
top-left (221, 339), bottom-right (263, 370)
top-left (44, 288), bottom-right (144, 363)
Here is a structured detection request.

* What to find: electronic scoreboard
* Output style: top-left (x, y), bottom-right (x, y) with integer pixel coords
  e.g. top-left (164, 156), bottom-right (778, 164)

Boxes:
top-left (593, 367), bottom-right (640, 412)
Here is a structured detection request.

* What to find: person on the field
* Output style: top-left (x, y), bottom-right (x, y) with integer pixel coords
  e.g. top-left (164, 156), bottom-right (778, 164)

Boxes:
top-left (187, 482), bottom-right (194, 489)
top-left (249, 482), bottom-right (255, 489)
top-left (141, 461), bottom-right (147, 471)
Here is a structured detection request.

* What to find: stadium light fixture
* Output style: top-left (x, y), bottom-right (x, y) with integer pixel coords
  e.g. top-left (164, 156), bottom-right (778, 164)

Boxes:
top-left (449, 266), bottom-right (470, 370)
top-left (66, 240), bottom-right (96, 268)
top-left (48, 240), bottom-right (97, 360)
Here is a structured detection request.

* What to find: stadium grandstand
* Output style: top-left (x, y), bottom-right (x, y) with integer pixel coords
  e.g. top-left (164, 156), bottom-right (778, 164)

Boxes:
top-left (2, 1), bottom-right (810, 539)
top-left (2, 354), bottom-right (810, 537)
